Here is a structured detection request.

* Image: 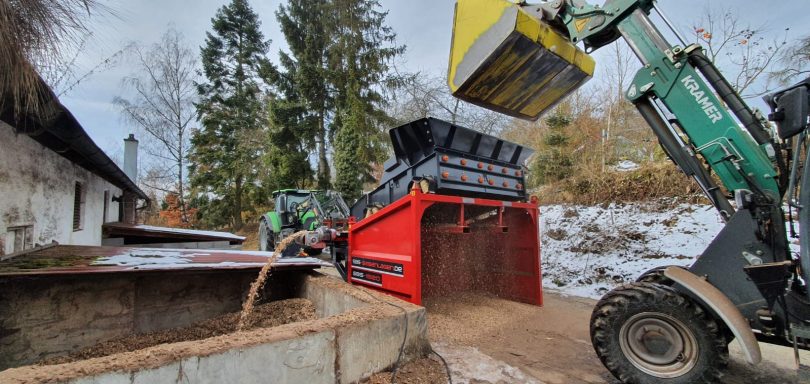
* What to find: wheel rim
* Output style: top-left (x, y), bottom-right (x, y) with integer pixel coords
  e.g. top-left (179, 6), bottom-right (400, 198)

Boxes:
top-left (259, 223), bottom-right (268, 251)
top-left (618, 312), bottom-right (699, 378)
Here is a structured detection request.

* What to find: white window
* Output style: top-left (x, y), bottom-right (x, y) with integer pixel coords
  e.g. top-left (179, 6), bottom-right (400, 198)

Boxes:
top-left (73, 182), bottom-right (86, 231)
top-left (5, 225), bottom-right (33, 254)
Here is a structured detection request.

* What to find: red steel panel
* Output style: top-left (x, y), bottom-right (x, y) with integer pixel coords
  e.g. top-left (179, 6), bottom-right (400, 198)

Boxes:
top-left (349, 187), bottom-right (542, 306)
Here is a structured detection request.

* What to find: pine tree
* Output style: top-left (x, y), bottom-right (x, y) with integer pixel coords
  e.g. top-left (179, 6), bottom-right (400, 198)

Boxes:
top-left (531, 106), bottom-right (574, 186)
top-left (275, 0), bottom-right (332, 189)
top-left (190, 0), bottom-right (275, 230)
top-left (264, 92), bottom-right (314, 191)
top-left (333, 81), bottom-right (367, 200)
top-left (329, 0), bottom-right (404, 199)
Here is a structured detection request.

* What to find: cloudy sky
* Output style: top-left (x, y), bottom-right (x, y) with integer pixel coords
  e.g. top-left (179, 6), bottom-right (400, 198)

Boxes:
top-left (57, 0), bottom-right (809, 158)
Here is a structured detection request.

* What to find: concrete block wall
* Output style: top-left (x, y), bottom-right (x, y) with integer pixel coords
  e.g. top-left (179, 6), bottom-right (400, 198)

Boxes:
top-left (0, 271), bottom-right (261, 369)
top-left (337, 307), bottom-right (428, 383)
top-left (68, 331), bottom-right (338, 384)
top-left (302, 275), bottom-right (430, 383)
top-left (0, 272), bottom-right (430, 384)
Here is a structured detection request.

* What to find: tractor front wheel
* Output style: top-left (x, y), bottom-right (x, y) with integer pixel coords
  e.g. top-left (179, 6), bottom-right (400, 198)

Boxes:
top-left (590, 282), bottom-right (728, 384)
top-left (259, 220), bottom-right (275, 252)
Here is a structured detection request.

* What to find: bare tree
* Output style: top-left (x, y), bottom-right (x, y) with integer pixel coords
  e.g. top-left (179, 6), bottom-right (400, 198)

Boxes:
top-left (0, 0), bottom-right (111, 115)
top-left (592, 40), bottom-right (659, 165)
top-left (391, 71), bottom-right (509, 135)
top-left (114, 28), bottom-right (198, 223)
top-left (690, 6), bottom-right (788, 98)
top-left (771, 35), bottom-right (810, 85)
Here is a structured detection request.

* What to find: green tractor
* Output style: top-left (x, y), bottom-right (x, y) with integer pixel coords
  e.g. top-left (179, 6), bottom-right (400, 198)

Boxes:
top-left (258, 189), bottom-right (350, 256)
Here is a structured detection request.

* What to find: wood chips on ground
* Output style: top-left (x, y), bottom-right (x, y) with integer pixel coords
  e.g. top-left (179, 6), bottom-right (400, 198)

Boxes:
top-left (40, 298), bottom-right (316, 365)
top-left (363, 357), bottom-right (448, 384)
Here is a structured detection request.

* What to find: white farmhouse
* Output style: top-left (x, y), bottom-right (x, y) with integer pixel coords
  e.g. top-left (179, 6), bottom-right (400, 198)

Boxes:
top-left (0, 81), bottom-right (148, 256)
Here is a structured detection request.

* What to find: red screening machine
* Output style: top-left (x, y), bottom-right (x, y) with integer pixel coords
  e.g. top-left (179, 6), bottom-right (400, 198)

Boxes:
top-left (327, 118), bottom-right (542, 306)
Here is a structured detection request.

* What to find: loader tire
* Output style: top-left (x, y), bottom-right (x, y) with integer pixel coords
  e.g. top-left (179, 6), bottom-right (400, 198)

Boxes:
top-left (590, 282), bottom-right (728, 384)
top-left (635, 265), bottom-right (685, 285)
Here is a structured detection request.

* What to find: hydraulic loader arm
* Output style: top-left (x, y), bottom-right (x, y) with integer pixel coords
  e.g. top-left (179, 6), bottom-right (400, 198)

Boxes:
top-left (448, 0), bottom-right (787, 217)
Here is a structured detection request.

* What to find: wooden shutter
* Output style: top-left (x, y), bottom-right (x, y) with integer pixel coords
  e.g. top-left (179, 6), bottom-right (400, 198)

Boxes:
top-left (73, 182), bottom-right (82, 230)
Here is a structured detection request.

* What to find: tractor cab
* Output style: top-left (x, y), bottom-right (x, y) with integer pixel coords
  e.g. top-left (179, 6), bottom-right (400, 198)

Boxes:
top-left (274, 190), bottom-right (317, 228)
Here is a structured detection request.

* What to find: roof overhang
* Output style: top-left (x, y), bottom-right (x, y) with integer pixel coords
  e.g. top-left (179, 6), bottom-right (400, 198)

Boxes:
top-left (0, 78), bottom-right (149, 201)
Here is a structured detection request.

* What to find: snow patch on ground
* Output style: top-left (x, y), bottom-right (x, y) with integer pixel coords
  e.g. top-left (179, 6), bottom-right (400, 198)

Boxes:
top-left (613, 160), bottom-right (639, 172)
top-left (540, 201), bottom-right (725, 299)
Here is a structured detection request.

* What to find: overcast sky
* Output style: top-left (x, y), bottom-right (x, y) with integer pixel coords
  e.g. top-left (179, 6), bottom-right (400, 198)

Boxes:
top-left (58, 0), bottom-right (810, 158)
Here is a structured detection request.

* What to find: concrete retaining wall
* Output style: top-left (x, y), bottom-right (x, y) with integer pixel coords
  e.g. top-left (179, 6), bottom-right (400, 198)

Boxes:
top-left (0, 272), bottom-right (429, 384)
top-left (70, 331), bottom-right (339, 384)
top-left (0, 270), bottom-right (267, 369)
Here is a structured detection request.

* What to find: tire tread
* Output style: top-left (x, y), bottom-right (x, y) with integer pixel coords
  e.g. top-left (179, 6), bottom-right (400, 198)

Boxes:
top-left (590, 282), bottom-right (728, 384)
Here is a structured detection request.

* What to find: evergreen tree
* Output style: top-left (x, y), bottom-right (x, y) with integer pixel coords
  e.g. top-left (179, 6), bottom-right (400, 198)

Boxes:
top-left (264, 92), bottom-right (314, 190)
top-left (190, 0), bottom-right (275, 230)
top-left (275, 0), bottom-right (332, 189)
top-left (329, 0), bottom-right (404, 199)
top-left (531, 106), bottom-right (574, 186)
top-left (333, 81), bottom-right (367, 200)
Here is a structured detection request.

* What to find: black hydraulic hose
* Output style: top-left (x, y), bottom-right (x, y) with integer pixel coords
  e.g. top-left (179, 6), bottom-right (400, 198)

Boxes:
top-left (687, 49), bottom-right (771, 145)
top-left (636, 98), bottom-right (735, 219)
top-left (689, 49), bottom-right (791, 195)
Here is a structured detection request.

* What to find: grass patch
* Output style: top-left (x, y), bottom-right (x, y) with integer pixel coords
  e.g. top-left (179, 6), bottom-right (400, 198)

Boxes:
top-left (1, 254), bottom-right (89, 271)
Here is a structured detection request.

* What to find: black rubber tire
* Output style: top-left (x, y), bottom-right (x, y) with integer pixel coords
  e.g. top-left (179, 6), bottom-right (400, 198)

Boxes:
top-left (259, 220), bottom-right (275, 252)
top-left (304, 247), bottom-right (322, 256)
top-left (590, 282), bottom-right (728, 384)
top-left (635, 265), bottom-right (684, 285)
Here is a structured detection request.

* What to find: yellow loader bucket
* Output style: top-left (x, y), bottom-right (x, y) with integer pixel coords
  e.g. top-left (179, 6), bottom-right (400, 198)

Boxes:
top-left (448, 0), bottom-right (595, 120)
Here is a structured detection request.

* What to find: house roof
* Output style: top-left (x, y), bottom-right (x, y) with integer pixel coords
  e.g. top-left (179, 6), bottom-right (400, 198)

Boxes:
top-left (0, 78), bottom-right (149, 201)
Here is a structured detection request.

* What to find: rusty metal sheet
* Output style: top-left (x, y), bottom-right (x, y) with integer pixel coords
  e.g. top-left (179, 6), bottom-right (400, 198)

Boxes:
top-left (0, 245), bottom-right (329, 277)
top-left (102, 223), bottom-right (246, 244)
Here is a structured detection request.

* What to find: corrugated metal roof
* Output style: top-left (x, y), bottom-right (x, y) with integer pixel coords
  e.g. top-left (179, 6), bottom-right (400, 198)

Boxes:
top-left (0, 245), bottom-right (329, 277)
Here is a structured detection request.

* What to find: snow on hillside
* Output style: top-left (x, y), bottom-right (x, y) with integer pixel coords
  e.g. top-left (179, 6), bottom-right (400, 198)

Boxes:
top-left (540, 200), bottom-right (725, 299)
